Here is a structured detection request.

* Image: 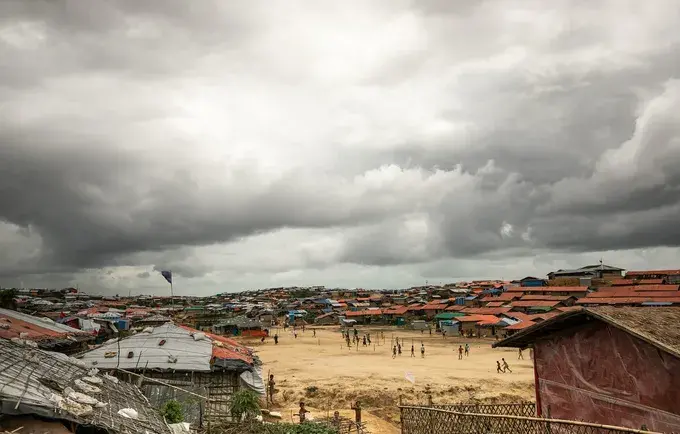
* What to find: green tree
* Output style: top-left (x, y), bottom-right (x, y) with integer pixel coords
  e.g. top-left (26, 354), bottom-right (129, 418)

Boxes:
top-left (0, 289), bottom-right (17, 310)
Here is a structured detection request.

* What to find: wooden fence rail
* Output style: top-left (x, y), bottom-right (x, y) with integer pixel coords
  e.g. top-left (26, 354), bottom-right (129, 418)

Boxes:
top-left (399, 406), bottom-right (662, 434)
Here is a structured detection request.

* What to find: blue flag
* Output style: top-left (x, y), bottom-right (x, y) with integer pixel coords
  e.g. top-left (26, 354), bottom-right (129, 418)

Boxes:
top-left (160, 270), bottom-right (172, 284)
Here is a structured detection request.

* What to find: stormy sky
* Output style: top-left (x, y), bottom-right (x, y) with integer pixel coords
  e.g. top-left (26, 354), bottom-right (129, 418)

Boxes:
top-left (1, 1), bottom-right (680, 295)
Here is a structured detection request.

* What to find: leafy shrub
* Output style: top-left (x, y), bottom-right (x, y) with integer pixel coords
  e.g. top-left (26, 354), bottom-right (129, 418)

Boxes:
top-left (230, 389), bottom-right (261, 421)
top-left (161, 399), bottom-right (184, 424)
top-left (215, 420), bottom-right (337, 434)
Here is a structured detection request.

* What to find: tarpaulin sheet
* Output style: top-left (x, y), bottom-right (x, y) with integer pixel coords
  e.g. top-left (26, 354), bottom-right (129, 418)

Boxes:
top-left (535, 321), bottom-right (680, 432)
top-left (239, 365), bottom-right (265, 396)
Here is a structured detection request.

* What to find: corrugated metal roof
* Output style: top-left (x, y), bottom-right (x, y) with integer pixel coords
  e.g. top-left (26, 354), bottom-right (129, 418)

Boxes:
top-left (505, 320), bottom-right (536, 330)
top-left (78, 323), bottom-right (213, 371)
top-left (509, 300), bottom-right (561, 308)
top-left (507, 286), bottom-right (588, 293)
top-left (461, 307), bottom-right (512, 315)
top-left (626, 269), bottom-right (680, 276)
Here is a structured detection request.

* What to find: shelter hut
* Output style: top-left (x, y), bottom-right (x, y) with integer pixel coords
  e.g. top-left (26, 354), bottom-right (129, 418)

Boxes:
top-left (134, 314), bottom-right (172, 328)
top-left (0, 338), bottom-right (169, 434)
top-left (494, 306), bottom-right (680, 432)
top-left (313, 312), bottom-right (339, 325)
top-left (0, 308), bottom-right (93, 355)
top-left (76, 323), bottom-right (262, 426)
top-left (212, 315), bottom-right (265, 337)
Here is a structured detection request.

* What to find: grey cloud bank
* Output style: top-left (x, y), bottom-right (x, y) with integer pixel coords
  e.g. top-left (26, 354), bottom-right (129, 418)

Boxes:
top-left (1, 0), bottom-right (680, 295)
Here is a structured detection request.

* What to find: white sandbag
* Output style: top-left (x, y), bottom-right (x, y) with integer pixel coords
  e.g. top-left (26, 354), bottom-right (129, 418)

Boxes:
top-left (192, 332), bottom-right (207, 341)
top-left (103, 373), bottom-right (119, 384)
top-left (82, 376), bottom-right (103, 385)
top-left (60, 398), bottom-right (93, 417)
top-left (64, 387), bottom-right (99, 405)
top-left (49, 393), bottom-right (64, 406)
top-left (87, 368), bottom-right (100, 376)
top-left (75, 379), bottom-right (101, 393)
top-left (117, 408), bottom-right (139, 419)
top-left (168, 422), bottom-right (191, 434)
top-left (69, 357), bottom-right (89, 369)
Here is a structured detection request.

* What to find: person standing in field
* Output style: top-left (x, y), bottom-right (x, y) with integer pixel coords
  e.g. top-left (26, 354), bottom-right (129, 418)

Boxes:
top-left (502, 358), bottom-right (512, 373)
top-left (398, 343), bottom-right (402, 356)
top-left (518, 348), bottom-right (524, 359)
top-left (410, 344), bottom-right (415, 357)
top-left (313, 329), bottom-right (316, 337)
top-left (297, 402), bottom-right (309, 423)
top-left (420, 343), bottom-right (425, 358)
top-left (274, 334), bottom-right (279, 345)
top-left (362, 336), bottom-right (367, 346)
top-left (464, 343), bottom-right (470, 357)
top-left (267, 374), bottom-right (276, 403)
top-left (458, 345), bottom-right (463, 360)
top-left (332, 411), bottom-right (341, 429)
top-left (496, 361), bottom-right (502, 373)
top-left (351, 401), bottom-right (362, 426)
top-left (392, 345), bottom-right (397, 359)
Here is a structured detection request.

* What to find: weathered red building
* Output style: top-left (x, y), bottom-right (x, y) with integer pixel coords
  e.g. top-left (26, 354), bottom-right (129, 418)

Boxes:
top-left (495, 306), bottom-right (680, 432)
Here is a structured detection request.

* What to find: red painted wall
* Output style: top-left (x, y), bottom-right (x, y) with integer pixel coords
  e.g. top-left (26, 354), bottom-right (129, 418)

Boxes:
top-left (534, 322), bottom-right (680, 432)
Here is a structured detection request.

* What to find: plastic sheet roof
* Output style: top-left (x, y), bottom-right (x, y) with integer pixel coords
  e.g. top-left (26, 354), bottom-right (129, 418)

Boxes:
top-left (78, 323), bottom-right (213, 371)
top-left (0, 308), bottom-right (89, 341)
top-left (179, 325), bottom-right (254, 366)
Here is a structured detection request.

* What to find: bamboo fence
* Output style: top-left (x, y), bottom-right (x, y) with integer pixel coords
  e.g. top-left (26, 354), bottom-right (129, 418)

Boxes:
top-left (399, 406), bottom-right (662, 434)
top-left (425, 403), bottom-right (536, 417)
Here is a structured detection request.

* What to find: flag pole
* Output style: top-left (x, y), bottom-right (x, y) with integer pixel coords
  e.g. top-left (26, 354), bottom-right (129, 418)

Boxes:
top-left (170, 279), bottom-right (174, 311)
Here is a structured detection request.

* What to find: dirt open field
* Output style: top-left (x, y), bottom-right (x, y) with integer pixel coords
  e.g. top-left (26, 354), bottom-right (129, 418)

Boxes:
top-left (238, 325), bottom-right (535, 433)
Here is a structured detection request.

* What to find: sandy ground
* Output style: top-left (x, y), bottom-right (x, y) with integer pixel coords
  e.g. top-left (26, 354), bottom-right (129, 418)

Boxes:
top-left (237, 326), bottom-right (535, 434)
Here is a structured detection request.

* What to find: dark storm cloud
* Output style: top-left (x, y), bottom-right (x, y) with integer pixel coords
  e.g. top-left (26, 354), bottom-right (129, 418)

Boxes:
top-left (0, 131), bottom-right (417, 274)
top-left (0, 0), bottom-right (259, 88)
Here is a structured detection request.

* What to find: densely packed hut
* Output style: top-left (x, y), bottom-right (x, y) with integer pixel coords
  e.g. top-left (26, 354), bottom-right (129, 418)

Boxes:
top-left (0, 338), bottom-right (169, 434)
top-left (0, 308), bottom-right (93, 355)
top-left (76, 323), bottom-right (262, 426)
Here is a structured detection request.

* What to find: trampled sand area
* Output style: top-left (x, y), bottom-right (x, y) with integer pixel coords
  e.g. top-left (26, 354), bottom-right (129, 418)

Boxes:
top-left (238, 325), bottom-right (535, 433)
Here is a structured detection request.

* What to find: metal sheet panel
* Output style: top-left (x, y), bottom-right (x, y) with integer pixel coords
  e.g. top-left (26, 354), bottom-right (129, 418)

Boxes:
top-left (78, 323), bottom-right (212, 371)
